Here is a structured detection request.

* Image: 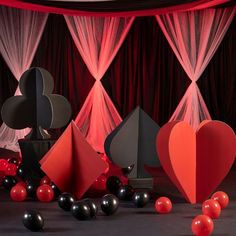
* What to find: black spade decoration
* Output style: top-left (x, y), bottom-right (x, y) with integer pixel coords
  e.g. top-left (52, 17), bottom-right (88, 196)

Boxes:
top-left (1, 67), bottom-right (71, 140)
top-left (101, 194), bottom-right (119, 215)
top-left (133, 192), bottom-right (150, 208)
top-left (71, 201), bottom-right (91, 220)
top-left (58, 193), bottom-right (75, 211)
top-left (22, 210), bottom-right (44, 232)
top-left (121, 164), bottom-right (135, 176)
top-left (104, 106), bottom-right (161, 178)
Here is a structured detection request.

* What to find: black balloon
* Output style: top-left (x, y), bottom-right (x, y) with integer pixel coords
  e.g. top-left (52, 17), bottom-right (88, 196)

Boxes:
top-left (8, 157), bottom-right (20, 166)
top-left (17, 164), bottom-right (27, 179)
top-left (26, 182), bottom-right (38, 198)
top-left (2, 176), bottom-right (17, 190)
top-left (106, 176), bottom-right (122, 195)
top-left (58, 193), bottom-right (75, 211)
top-left (133, 192), bottom-right (150, 208)
top-left (101, 194), bottom-right (119, 215)
top-left (117, 185), bottom-right (135, 201)
top-left (22, 210), bottom-right (44, 232)
top-left (51, 182), bottom-right (61, 198)
top-left (71, 201), bottom-right (91, 220)
top-left (121, 164), bottom-right (135, 176)
top-left (83, 198), bottom-right (98, 218)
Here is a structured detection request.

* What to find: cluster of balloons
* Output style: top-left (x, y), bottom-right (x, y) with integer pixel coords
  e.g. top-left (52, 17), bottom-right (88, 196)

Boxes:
top-left (22, 192), bottom-right (120, 232)
top-left (89, 154), bottom-right (129, 193)
top-left (106, 176), bottom-right (150, 208)
top-left (2, 166), bottom-right (60, 202)
top-left (105, 175), bottom-right (174, 213)
top-left (58, 192), bottom-right (119, 220)
top-left (191, 191), bottom-right (229, 235)
top-left (0, 158), bottom-right (20, 179)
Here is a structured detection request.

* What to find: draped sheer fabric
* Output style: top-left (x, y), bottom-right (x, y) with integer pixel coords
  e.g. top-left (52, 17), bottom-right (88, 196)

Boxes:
top-left (0, 6), bottom-right (48, 151)
top-left (64, 15), bottom-right (134, 152)
top-left (156, 8), bottom-right (235, 130)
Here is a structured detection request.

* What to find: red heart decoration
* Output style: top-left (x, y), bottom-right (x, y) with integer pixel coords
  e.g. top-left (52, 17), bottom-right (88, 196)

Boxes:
top-left (156, 120), bottom-right (236, 203)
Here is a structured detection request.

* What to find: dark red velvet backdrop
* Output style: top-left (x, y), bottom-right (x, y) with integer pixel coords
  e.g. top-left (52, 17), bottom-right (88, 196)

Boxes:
top-left (0, 15), bottom-right (235, 131)
top-left (103, 17), bottom-right (190, 126)
top-left (32, 15), bottom-right (94, 119)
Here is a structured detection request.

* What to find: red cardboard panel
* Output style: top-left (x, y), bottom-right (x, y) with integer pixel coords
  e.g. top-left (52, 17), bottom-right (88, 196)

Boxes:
top-left (157, 120), bottom-right (236, 203)
top-left (169, 122), bottom-right (196, 203)
top-left (40, 121), bottom-right (108, 199)
top-left (196, 121), bottom-right (236, 202)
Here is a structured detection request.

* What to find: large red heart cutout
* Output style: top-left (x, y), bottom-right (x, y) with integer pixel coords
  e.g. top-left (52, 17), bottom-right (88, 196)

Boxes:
top-left (156, 120), bottom-right (236, 203)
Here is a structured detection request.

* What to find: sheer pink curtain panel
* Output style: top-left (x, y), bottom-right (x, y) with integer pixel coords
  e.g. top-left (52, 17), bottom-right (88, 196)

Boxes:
top-left (64, 15), bottom-right (134, 152)
top-left (0, 6), bottom-right (48, 151)
top-left (156, 8), bottom-right (235, 130)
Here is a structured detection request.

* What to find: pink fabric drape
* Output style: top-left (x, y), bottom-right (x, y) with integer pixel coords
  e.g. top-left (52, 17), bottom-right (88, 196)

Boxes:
top-left (64, 15), bottom-right (134, 152)
top-left (0, 0), bottom-right (230, 17)
top-left (156, 8), bottom-right (235, 130)
top-left (0, 6), bottom-right (48, 151)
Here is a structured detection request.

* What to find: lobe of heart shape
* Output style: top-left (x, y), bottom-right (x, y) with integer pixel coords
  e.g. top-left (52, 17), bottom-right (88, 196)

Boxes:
top-left (156, 120), bottom-right (236, 203)
top-left (40, 121), bottom-right (108, 199)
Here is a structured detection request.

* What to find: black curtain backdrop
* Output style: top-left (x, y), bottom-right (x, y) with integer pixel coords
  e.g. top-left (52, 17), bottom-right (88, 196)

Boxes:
top-left (32, 15), bottom-right (94, 120)
top-left (0, 14), bottom-right (235, 131)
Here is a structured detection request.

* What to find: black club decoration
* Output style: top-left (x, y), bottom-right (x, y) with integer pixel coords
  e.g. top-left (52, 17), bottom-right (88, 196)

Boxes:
top-left (1, 67), bottom-right (72, 140)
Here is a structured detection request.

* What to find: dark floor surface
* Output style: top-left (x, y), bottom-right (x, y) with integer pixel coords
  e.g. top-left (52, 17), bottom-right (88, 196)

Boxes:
top-left (0, 171), bottom-right (236, 236)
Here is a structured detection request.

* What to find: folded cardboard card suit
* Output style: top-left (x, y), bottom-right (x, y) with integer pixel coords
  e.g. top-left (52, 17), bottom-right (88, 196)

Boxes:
top-left (105, 106), bottom-right (161, 179)
top-left (156, 120), bottom-right (236, 203)
top-left (40, 121), bottom-right (108, 199)
top-left (1, 67), bottom-right (71, 139)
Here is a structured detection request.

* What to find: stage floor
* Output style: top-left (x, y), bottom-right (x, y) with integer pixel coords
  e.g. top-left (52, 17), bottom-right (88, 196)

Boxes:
top-left (0, 171), bottom-right (236, 236)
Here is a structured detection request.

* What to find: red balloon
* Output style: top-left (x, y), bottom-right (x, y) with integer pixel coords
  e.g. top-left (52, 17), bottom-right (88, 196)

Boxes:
top-left (16, 181), bottom-right (27, 188)
top-left (40, 176), bottom-right (51, 185)
top-left (155, 197), bottom-right (172, 214)
top-left (36, 184), bottom-right (54, 202)
top-left (0, 159), bottom-right (8, 171)
top-left (211, 191), bottom-right (229, 209)
top-left (192, 215), bottom-right (214, 236)
top-left (91, 174), bottom-right (107, 191)
top-left (202, 199), bottom-right (221, 219)
top-left (5, 163), bottom-right (17, 176)
top-left (10, 185), bottom-right (27, 202)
